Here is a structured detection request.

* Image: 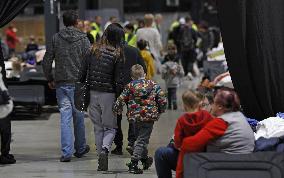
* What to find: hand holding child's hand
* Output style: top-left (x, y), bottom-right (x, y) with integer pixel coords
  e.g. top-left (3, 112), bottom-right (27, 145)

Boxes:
top-left (171, 69), bottom-right (177, 75)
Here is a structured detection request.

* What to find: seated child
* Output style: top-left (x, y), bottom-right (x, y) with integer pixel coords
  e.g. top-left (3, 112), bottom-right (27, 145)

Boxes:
top-left (113, 64), bottom-right (167, 174)
top-left (7, 58), bottom-right (22, 79)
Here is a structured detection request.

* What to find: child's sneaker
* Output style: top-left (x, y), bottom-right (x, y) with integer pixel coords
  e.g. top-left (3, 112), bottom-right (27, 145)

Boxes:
top-left (141, 156), bottom-right (153, 170)
top-left (127, 160), bottom-right (143, 174)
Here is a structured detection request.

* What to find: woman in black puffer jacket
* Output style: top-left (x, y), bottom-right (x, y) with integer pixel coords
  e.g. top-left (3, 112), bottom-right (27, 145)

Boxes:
top-left (79, 23), bottom-right (124, 171)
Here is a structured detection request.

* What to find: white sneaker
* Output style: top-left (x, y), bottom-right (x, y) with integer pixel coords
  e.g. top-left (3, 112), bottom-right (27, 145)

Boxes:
top-left (187, 73), bottom-right (194, 80)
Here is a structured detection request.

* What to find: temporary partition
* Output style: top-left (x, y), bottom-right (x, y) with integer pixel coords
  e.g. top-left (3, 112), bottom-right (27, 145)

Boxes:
top-left (217, 0), bottom-right (284, 119)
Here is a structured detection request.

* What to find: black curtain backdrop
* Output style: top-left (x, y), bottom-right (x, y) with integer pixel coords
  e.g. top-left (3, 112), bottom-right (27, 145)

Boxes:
top-left (0, 0), bottom-right (31, 85)
top-left (217, 0), bottom-right (284, 119)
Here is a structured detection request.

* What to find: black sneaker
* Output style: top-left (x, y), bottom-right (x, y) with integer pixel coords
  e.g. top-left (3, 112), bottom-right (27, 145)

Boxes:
top-left (111, 146), bottom-right (123, 155)
top-left (3, 154), bottom-right (14, 159)
top-left (98, 148), bottom-right (108, 171)
top-left (168, 105), bottom-right (172, 110)
top-left (127, 160), bottom-right (143, 174)
top-left (141, 156), bottom-right (153, 170)
top-left (173, 103), bottom-right (178, 110)
top-left (74, 145), bottom-right (90, 158)
top-left (60, 156), bottom-right (71, 162)
top-left (126, 145), bottom-right (134, 155)
top-left (0, 155), bottom-right (16, 164)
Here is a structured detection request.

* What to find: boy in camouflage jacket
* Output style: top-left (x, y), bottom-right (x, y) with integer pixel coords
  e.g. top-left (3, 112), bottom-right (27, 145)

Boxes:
top-left (113, 64), bottom-right (167, 174)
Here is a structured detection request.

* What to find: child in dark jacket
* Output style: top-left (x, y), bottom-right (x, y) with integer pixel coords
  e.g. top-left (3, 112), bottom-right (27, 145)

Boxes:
top-left (113, 64), bottom-right (167, 174)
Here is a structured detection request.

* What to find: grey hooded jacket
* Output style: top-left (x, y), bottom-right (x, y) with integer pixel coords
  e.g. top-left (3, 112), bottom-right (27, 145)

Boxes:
top-left (42, 26), bottom-right (91, 85)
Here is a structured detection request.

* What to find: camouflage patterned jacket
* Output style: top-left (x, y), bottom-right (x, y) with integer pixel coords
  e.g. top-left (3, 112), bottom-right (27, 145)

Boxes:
top-left (113, 79), bottom-right (167, 122)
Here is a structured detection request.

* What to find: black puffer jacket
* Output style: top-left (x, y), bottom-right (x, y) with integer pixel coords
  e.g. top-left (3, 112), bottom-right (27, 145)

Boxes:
top-left (80, 46), bottom-right (122, 93)
top-left (115, 45), bottom-right (146, 96)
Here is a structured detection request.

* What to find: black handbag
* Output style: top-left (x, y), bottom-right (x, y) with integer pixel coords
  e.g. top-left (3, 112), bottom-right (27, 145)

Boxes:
top-left (75, 66), bottom-right (90, 111)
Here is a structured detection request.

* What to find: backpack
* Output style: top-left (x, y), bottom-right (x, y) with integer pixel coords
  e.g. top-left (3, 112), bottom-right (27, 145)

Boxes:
top-left (179, 25), bottom-right (195, 52)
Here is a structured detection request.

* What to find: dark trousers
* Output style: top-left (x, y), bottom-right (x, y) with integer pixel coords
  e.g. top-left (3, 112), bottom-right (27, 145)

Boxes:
top-left (167, 88), bottom-right (177, 107)
top-left (132, 122), bottom-right (154, 161)
top-left (155, 146), bottom-right (179, 178)
top-left (181, 50), bottom-right (196, 76)
top-left (113, 114), bottom-right (136, 147)
top-left (8, 48), bottom-right (15, 58)
top-left (0, 117), bottom-right (11, 156)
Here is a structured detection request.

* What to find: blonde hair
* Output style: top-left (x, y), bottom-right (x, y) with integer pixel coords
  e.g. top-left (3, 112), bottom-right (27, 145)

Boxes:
top-left (144, 14), bottom-right (154, 27)
top-left (12, 60), bottom-right (22, 72)
top-left (182, 90), bottom-right (204, 110)
top-left (131, 64), bottom-right (145, 80)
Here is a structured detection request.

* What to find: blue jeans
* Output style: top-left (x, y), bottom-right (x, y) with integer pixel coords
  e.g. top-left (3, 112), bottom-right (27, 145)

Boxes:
top-left (56, 84), bottom-right (87, 158)
top-left (155, 146), bottom-right (179, 178)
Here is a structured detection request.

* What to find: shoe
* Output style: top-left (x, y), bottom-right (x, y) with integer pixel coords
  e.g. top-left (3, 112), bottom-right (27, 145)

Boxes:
top-left (5, 154), bottom-right (14, 159)
top-left (60, 156), bottom-right (71, 162)
top-left (0, 155), bottom-right (16, 164)
top-left (111, 146), bottom-right (123, 155)
top-left (97, 148), bottom-right (108, 171)
top-left (74, 145), bottom-right (90, 158)
top-left (141, 156), bottom-right (153, 170)
top-left (187, 73), bottom-right (194, 80)
top-left (168, 105), bottom-right (172, 110)
top-left (173, 103), bottom-right (178, 110)
top-left (127, 160), bottom-right (143, 174)
top-left (126, 145), bottom-right (134, 155)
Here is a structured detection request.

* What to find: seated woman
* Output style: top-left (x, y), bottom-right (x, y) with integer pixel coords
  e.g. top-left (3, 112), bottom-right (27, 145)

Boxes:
top-left (155, 87), bottom-right (255, 178)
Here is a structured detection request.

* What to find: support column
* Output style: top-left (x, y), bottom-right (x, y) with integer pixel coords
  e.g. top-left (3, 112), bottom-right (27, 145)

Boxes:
top-left (98, 0), bottom-right (124, 19)
top-left (78, 0), bottom-right (87, 19)
top-left (44, 0), bottom-right (59, 44)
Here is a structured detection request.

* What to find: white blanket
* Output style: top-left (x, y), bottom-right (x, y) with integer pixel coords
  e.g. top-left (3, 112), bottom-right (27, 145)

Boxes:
top-left (255, 117), bottom-right (284, 140)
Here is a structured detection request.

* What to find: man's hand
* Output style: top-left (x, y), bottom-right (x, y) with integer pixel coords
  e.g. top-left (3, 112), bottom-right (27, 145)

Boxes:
top-left (48, 81), bottom-right (56, 89)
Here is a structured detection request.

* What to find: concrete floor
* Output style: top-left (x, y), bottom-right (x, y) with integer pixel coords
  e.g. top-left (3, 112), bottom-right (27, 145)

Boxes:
top-left (0, 77), bottom-right (200, 178)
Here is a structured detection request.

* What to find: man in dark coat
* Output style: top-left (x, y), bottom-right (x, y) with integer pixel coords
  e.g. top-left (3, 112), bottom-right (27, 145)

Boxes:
top-left (42, 10), bottom-right (91, 162)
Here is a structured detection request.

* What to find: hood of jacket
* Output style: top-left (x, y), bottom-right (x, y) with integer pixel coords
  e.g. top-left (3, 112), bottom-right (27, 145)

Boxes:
top-left (179, 110), bottom-right (214, 135)
top-left (58, 26), bottom-right (86, 43)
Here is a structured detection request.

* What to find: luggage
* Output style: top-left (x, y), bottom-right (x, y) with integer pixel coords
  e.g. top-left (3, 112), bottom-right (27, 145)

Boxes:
top-left (183, 152), bottom-right (284, 178)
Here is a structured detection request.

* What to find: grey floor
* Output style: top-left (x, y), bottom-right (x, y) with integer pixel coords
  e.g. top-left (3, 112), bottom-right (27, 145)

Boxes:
top-left (0, 76), bottom-right (200, 178)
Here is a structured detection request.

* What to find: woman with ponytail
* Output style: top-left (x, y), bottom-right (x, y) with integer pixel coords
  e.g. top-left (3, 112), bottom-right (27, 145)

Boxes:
top-left (79, 23), bottom-right (125, 171)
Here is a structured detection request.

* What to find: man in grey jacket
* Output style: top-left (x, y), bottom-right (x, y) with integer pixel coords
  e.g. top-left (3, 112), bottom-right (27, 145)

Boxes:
top-left (42, 10), bottom-right (91, 162)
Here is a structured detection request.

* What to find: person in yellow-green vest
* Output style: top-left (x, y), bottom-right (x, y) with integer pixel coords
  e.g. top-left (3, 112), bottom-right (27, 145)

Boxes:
top-left (90, 16), bottom-right (102, 42)
top-left (124, 23), bottom-right (137, 48)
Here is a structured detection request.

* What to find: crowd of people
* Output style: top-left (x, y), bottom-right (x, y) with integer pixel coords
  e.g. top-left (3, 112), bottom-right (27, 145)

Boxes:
top-left (0, 9), bottom-right (258, 178)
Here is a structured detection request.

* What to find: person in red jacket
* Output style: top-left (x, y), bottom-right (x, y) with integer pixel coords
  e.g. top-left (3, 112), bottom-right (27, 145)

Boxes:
top-left (5, 25), bottom-right (19, 56)
top-left (155, 89), bottom-right (221, 178)
top-left (155, 88), bottom-right (244, 178)
top-left (174, 90), bottom-right (228, 178)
